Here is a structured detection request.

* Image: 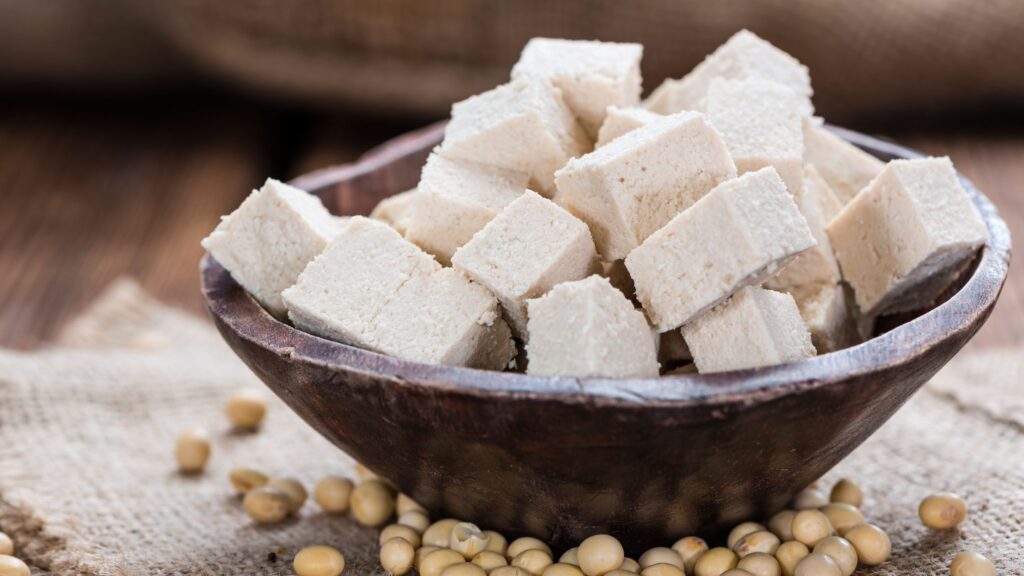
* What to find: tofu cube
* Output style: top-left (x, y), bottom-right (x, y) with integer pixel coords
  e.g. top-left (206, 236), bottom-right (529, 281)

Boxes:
top-left (451, 191), bottom-right (601, 339)
top-left (512, 38), bottom-right (643, 138)
top-left (645, 30), bottom-right (813, 116)
top-left (405, 154), bottom-right (529, 265)
top-left (803, 164), bottom-right (844, 222)
top-left (803, 119), bottom-right (885, 205)
top-left (765, 166), bottom-right (842, 293)
top-left (595, 106), bottom-right (661, 148)
top-left (555, 111), bottom-right (737, 261)
top-left (684, 286), bottom-right (815, 373)
top-left (705, 78), bottom-right (805, 197)
top-left (370, 187), bottom-right (421, 235)
top-left (201, 178), bottom-right (339, 317)
top-left (826, 157), bottom-right (988, 316)
top-left (795, 284), bottom-right (859, 354)
top-left (625, 167), bottom-right (816, 331)
top-left (526, 275), bottom-right (659, 378)
top-left (440, 79), bottom-right (589, 196)
top-left (282, 218), bottom-right (514, 369)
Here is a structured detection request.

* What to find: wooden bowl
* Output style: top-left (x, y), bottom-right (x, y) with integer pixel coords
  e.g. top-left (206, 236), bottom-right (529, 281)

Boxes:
top-left (200, 122), bottom-right (1010, 550)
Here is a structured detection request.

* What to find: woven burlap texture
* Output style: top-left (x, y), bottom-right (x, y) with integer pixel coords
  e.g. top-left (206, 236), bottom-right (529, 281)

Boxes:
top-left (0, 279), bottom-right (1020, 575)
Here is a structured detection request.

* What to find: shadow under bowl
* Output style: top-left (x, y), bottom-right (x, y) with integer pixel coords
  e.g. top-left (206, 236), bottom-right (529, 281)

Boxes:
top-left (200, 121), bottom-right (1010, 551)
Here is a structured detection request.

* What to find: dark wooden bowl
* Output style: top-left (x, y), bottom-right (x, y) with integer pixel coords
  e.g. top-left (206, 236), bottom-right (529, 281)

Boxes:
top-left (200, 122), bottom-right (1011, 551)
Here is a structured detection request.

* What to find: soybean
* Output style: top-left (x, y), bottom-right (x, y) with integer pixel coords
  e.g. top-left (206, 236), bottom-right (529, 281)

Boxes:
top-left (293, 545), bottom-right (345, 576)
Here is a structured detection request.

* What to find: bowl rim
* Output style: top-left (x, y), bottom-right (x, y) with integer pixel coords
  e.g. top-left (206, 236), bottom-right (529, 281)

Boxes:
top-left (201, 123), bottom-right (1011, 408)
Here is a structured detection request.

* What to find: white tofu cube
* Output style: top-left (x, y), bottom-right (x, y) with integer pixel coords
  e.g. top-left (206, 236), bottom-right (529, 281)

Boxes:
top-left (645, 30), bottom-right (813, 116)
top-left (555, 111), bottom-right (737, 260)
top-left (683, 286), bottom-right (815, 373)
top-left (370, 187), bottom-right (420, 235)
top-left (595, 106), bottom-right (661, 147)
top-left (526, 275), bottom-right (659, 378)
top-left (512, 38), bottom-right (643, 138)
top-left (705, 78), bottom-right (805, 197)
top-left (803, 164), bottom-right (844, 223)
top-left (451, 191), bottom-right (601, 339)
top-left (202, 178), bottom-right (339, 317)
top-left (282, 218), bottom-right (514, 369)
top-left (827, 157), bottom-right (988, 316)
top-left (625, 167), bottom-right (816, 331)
top-left (803, 120), bottom-right (885, 205)
top-left (795, 284), bottom-right (859, 354)
top-left (440, 79), bottom-right (589, 196)
top-left (405, 154), bottom-right (529, 265)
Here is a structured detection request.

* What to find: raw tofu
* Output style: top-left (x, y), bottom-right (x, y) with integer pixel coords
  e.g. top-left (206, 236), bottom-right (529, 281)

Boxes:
top-left (765, 166), bottom-right (842, 294)
top-left (645, 30), bottom-right (813, 116)
top-left (440, 79), bottom-right (589, 196)
top-left (795, 284), bottom-right (859, 354)
top-left (683, 286), bottom-right (815, 373)
top-left (555, 111), bottom-right (737, 260)
top-left (282, 218), bottom-right (514, 369)
top-left (804, 164), bottom-right (844, 222)
top-left (451, 191), bottom-right (601, 339)
top-left (705, 78), bottom-right (805, 197)
top-left (369, 187), bottom-right (420, 235)
top-left (512, 38), bottom-right (643, 138)
top-left (404, 154), bottom-right (529, 265)
top-left (595, 106), bottom-right (661, 147)
top-left (202, 178), bottom-right (339, 317)
top-left (827, 157), bottom-right (988, 316)
top-left (625, 167), bottom-right (816, 331)
top-left (803, 120), bottom-right (885, 205)
top-left (526, 275), bottom-right (659, 378)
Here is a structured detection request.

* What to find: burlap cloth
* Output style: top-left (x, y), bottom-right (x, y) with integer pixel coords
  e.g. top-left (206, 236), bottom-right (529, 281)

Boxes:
top-left (0, 279), bottom-right (1020, 575)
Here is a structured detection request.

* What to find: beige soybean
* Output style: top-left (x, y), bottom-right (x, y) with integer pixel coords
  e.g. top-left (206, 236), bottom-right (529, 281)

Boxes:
top-left (443, 563), bottom-right (488, 576)
top-left (229, 467), bottom-right (268, 494)
top-left (451, 522), bottom-right (492, 559)
top-left (791, 510), bottom-right (833, 547)
top-left (919, 493), bottom-right (968, 529)
top-left (818, 504), bottom-right (863, 536)
top-left (793, 553), bottom-right (840, 576)
top-left (512, 549), bottom-right (554, 574)
top-left (559, 548), bottom-right (579, 566)
top-left (606, 571), bottom-right (638, 576)
top-left (0, 533), bottom-right (12, 556)
top-left (791, 489), bottom-right (828, 510)
top-left (640, 564), bottom-right (685, 576)
top-left (578, 534), bottom-right (624, 576)
top-left (508, 537), bottom-right (553, 560)
top-left (483, 531), bottom-right (509, 555)
top-left (828, 480), bottom-right (862, 508)
top-left (767, 510), bottom-right (796, 542)
top-left (543, 563), bottom-right (586, 576)
top-left (314, 476), bottom-right (354, 513)
top-left (842, 523), bottom-right (890, 566)
top-left (243, 486), bottom-right (291, 524)
top-left (0, 556), bottom-right (30, 576)
top-left (737, 552), bottom-right (781, 576)
top-left (175, 427), bottom-right (211, 473)
top-left (728, 522), bottom-right (766, 548)
top-left (422, 549), bottom-right (467, 576)
top-left (694, 547), bottom-right (738, 576)
top-left (351, 479), bottom-right (396, 526)
top-left (721, 571), bottom-right (754, 576)
top-left (672, 536), bottom-right (709, 573)
top-left (397, 493), bottom-right (426, 515)
top-left (398, 509), bottom-right (430, 533)
top-left (811, 538), bottom-right (856, 576)
top-left (424, 519), bottom-right (462, 548)
top-left (268, 477), bottom-right (307, 513)
top-left (417, 547), bottom-right (441, 570)
top-left (949, 551), bottom-right (996, 576)
top-left (472, 550), bottom-right (509, 572)
top-left (775, 541), bottom-right (809, 576)
top-left (293, 545), bottom-right (346, 576)
top-left (226, 388), bottom-right (267, 430)
top-left (491, 568), bottom-right (533, 576)
top-left (735, 531), bottom-right (781, 557)
top-left (380, 523), bottom-right (422, 548)
top-left (620, 557), bottom-right (640, 573)
top-left (381, 536), bottom-right (416, 576)
top-left (638, 547), bottom-right (683, 569)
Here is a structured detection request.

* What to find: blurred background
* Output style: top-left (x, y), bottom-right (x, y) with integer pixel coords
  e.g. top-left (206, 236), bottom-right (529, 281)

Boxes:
top-left (1, 0), bottom-right (1021, 349)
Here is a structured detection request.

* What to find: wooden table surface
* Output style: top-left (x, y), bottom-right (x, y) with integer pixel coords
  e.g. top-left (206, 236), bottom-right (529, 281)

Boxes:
top-left (1, 98), bottom-right (1020, 352)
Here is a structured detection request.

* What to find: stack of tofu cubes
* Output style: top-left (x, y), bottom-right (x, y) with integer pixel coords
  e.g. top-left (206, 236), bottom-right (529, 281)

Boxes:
top-left (203, 30), bottom-right (988, 377)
